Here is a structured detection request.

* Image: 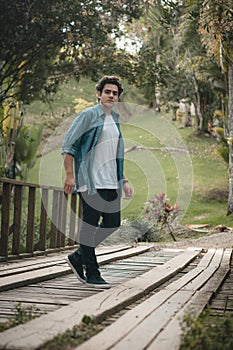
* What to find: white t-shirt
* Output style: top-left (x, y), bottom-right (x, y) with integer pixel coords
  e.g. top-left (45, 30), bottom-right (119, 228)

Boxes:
top-left (92, 114), bottom-right (120, 189)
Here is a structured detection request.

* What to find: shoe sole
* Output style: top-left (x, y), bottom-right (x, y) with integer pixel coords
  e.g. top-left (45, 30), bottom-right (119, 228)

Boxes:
top-left (66, 256), bottom-right (86, 284)
top-left (85, 282), bottom-right (111, 289)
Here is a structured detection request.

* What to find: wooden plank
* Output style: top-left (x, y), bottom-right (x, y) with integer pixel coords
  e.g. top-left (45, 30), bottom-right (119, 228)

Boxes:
top-left (0, 265), bottom-right (70, 292)
top-left (12, 185), bottom-right (23, 255)
top-left (77, 249), bottom-right (213, 350)
top-left (57, 190), bottom-right (64, 247)
top-left (38, 188), bottom-right (49, 251)
top-left (0, 245), bottom-right (153, 291)
top-left (97, 245), bottom-right (154, 265)
top-left (0, 248), bottom-right (201, 350)
top-left (0, 182), bottom-right (11, 258)
top-left (165, 248), bottom-right (216, 291)
top-left (0, 245), bottom-right (132, 277)
top-left (60, 192), bottom-right (67, 247)
top-left (50, 189), bottom-right (59, 248)
top-left (68, 193), bottom-right (77, 245)
top-left (84, 248), bottom-right (227, 350)
top-left (182, 248), bottom-right (223, 291)
top-left (26, 187), bottom-right (36, 253)
top-left (146, 248), bottom-right (232, 350)
top-left (147, 291), bottom-right (212, 350)
top-left (110, 290), bottom-right (194, 350)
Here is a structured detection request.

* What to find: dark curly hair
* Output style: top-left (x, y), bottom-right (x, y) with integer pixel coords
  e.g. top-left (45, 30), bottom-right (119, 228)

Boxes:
top-left (96, 76), bottom-right (123, 96)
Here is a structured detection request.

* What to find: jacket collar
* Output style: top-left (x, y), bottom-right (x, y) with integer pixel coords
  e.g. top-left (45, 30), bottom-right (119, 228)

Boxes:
top-left (95, 103), bottom-right (119, 121)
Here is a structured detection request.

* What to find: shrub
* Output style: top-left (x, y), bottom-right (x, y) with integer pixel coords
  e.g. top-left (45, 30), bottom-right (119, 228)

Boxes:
top-left (180, 308), bottom-right (233, 350)
top-left (144, 193), bottom-right (180, 241)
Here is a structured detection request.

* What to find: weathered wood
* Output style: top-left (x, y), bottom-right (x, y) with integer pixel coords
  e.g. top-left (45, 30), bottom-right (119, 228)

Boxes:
top-left (0, 182), bottom-right (11, 258)
top-left (0, 245), bottom-right (153, 291)
top-left (182, 248), bottom-right (223, 291)
top-left (165, 248), bottom-right (216, 291)
top-left (56, 191), bottom-right (63, 248)
top-left (68, 193), bottom-right (77, 245)
top-left (50, 189), bottom-right (59, 248)
top-left (147, 249), bottom-right (232, 350)
top-left (12, 185), bottom-right (23, 255)
top-left (77, 249), bottom-right (213, 350)
top-left (0, 177), bottom-right (61, 191)
top-left (38, 188), bottom-right (49, 251)
top-left (0, 178), bottom-right (79, 260)
top-left (26, 187), bottom-right (36, 253)
top-left (0, 248), bottom-right (201, 350)
top-left (0, 245), bottom-right (131, 276)
top-left (110, 290), bottom-right (194, 350)
top-left (60, 192), bottom-right (67, 247)
top-left (77, 248), bottom-right (231, 350)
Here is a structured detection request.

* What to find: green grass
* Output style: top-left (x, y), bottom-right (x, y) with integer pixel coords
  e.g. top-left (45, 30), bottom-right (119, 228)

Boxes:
top-left (26, 78), bottom-right (232, 229)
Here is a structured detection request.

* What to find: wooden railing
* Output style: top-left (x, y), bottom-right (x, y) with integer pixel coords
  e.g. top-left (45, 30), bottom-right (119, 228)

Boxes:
top-left (0, 177), bottom-right (80, 261)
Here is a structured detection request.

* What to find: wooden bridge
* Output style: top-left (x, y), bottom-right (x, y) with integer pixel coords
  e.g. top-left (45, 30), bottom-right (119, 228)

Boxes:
top-left (0, 178), bottom-right (232, 349)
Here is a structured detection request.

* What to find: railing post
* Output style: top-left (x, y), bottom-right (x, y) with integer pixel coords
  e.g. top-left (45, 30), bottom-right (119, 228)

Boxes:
top-left (0, 178), bottom-right (78, 260)
top-left (68, 193), bottom-right (77, 245)
top-left (38, 188), bottom-right (49, 251)
top-left (12, 185), bottom-right (22, 255)
top-left (56, 191), bottom-right (63, 248)
top-left (50, 189), bottom-right (59, 248)
top-left (26, 187), bottom-right (36, 254)
top-left (0, 182), bottom-right (11, 258)
top-left (60, 192), bottom-right (67, 247)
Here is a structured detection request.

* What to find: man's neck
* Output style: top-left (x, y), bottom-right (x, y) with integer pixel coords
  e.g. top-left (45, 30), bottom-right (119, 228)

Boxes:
top-left (100, 102), bottom-right (112, 115)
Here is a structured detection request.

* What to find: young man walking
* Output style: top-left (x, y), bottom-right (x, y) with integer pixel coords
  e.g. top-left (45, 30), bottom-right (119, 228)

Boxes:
top-left (62, 76), bottom-right (133, 288)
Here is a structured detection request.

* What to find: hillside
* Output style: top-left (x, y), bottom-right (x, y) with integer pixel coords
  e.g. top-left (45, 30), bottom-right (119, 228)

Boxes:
top-left (24, 78), bottom-right (232, 229)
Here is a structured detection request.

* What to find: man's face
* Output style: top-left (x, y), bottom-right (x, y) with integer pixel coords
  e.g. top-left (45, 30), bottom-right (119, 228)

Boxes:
top-left (98, 83), bottom-right (119, 110)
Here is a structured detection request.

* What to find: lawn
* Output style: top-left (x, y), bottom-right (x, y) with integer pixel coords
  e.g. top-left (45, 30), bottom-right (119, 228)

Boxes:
top-left (26, 78), bottom-right (232, 229)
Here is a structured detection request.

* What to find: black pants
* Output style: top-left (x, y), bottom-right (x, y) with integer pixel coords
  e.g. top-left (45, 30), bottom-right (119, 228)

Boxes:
top-left (75, 189), bottom-right (120, 277)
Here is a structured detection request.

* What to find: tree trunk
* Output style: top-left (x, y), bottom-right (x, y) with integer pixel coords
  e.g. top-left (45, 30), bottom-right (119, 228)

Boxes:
top-left (184, 102), bottom-right (192, 127)
top-left (227, 64), bottom-right (233, 214)
top-left (192, 76), bottom-right (204, 134)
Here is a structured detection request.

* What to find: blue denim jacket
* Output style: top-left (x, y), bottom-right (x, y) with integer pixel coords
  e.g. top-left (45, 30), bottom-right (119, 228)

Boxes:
top-left (62, 103), bottom-right (124, 195)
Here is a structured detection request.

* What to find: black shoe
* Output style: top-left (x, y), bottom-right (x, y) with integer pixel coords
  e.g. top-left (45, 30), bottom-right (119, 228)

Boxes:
top-left (86, 275), bottom-right (111, 289)
top-left (66, 253), bottom-right (86, 284)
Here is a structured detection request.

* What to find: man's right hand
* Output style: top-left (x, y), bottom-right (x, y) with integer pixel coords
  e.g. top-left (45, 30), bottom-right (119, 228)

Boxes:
top-left (63, 153), bottom-right (75, 194)
top-left (63, 175), bottom-right (75, 194)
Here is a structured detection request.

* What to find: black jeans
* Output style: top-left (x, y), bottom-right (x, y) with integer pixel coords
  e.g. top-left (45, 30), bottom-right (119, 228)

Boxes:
top-left (75, 189), bottom-right (120, 277)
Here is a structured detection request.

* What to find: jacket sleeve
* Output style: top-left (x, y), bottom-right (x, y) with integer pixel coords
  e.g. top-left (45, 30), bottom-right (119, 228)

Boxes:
top-left (61, 112), bottom-right (90, 156)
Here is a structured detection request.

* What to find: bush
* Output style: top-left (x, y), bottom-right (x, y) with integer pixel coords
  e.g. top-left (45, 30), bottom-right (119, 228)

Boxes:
top-left (180, 308), bottom-right (233, 350)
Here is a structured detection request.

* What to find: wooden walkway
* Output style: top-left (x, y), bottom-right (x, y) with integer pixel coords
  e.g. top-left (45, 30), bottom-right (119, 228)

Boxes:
top-left (0, 244), bottom-right (231, 350)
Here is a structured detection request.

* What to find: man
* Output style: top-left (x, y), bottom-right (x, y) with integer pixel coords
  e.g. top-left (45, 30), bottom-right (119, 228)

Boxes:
top-left (62, 76), bottom-right (133, 288)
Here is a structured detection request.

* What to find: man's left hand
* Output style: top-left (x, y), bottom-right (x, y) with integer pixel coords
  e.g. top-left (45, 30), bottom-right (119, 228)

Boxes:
top-left (123, 181), bottom-right (133, 199)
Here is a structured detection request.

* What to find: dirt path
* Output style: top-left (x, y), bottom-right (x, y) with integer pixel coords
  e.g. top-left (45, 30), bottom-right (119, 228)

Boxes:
top-left (152, 230), bottom-right (233, 249)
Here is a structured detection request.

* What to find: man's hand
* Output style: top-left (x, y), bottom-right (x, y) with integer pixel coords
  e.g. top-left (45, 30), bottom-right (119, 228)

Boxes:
top-left (63, 153), bottom-right (75, 194)
top-left (63, 175), bottom-right (75, 194)
top-left (123, 181), bottom-right (133, 199)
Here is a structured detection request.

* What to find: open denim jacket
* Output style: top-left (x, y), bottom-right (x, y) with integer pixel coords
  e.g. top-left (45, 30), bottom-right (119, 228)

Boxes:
top-left (62, 103), bottom-right (124, 195)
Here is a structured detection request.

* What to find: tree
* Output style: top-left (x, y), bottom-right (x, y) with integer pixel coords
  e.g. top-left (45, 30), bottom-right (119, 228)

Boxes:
top-left (0, 0), bottom-right (145, 178)
top-left (0, 0), bottom-right (144, 105)
top-left (130, 0), bottom-right (224, 134)
top-left (198, 0), bottom-right (233, 213)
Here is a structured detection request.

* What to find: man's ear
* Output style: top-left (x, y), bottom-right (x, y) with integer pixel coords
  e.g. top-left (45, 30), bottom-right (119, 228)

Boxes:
top-left (97, 91), bottom-right (101, 99)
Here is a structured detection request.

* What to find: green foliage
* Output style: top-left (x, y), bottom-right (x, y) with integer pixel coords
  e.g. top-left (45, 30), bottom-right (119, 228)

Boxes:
top-left (15, 123), bottom-right (44, 181)
top-left (27, 78), bottom-right (232, 229)
top-left (0, 0), bottom-right (144, 105)
top-left (81, 315), bottom-right (92, 325)
top-left (214, 127), bottom-right (229, 164)
top-left (180, 308), bottom-right (233, 350)
top-left (0, 303), bottom-right (41, 332)
top-left (42, 318), bottom-right (103, 349)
